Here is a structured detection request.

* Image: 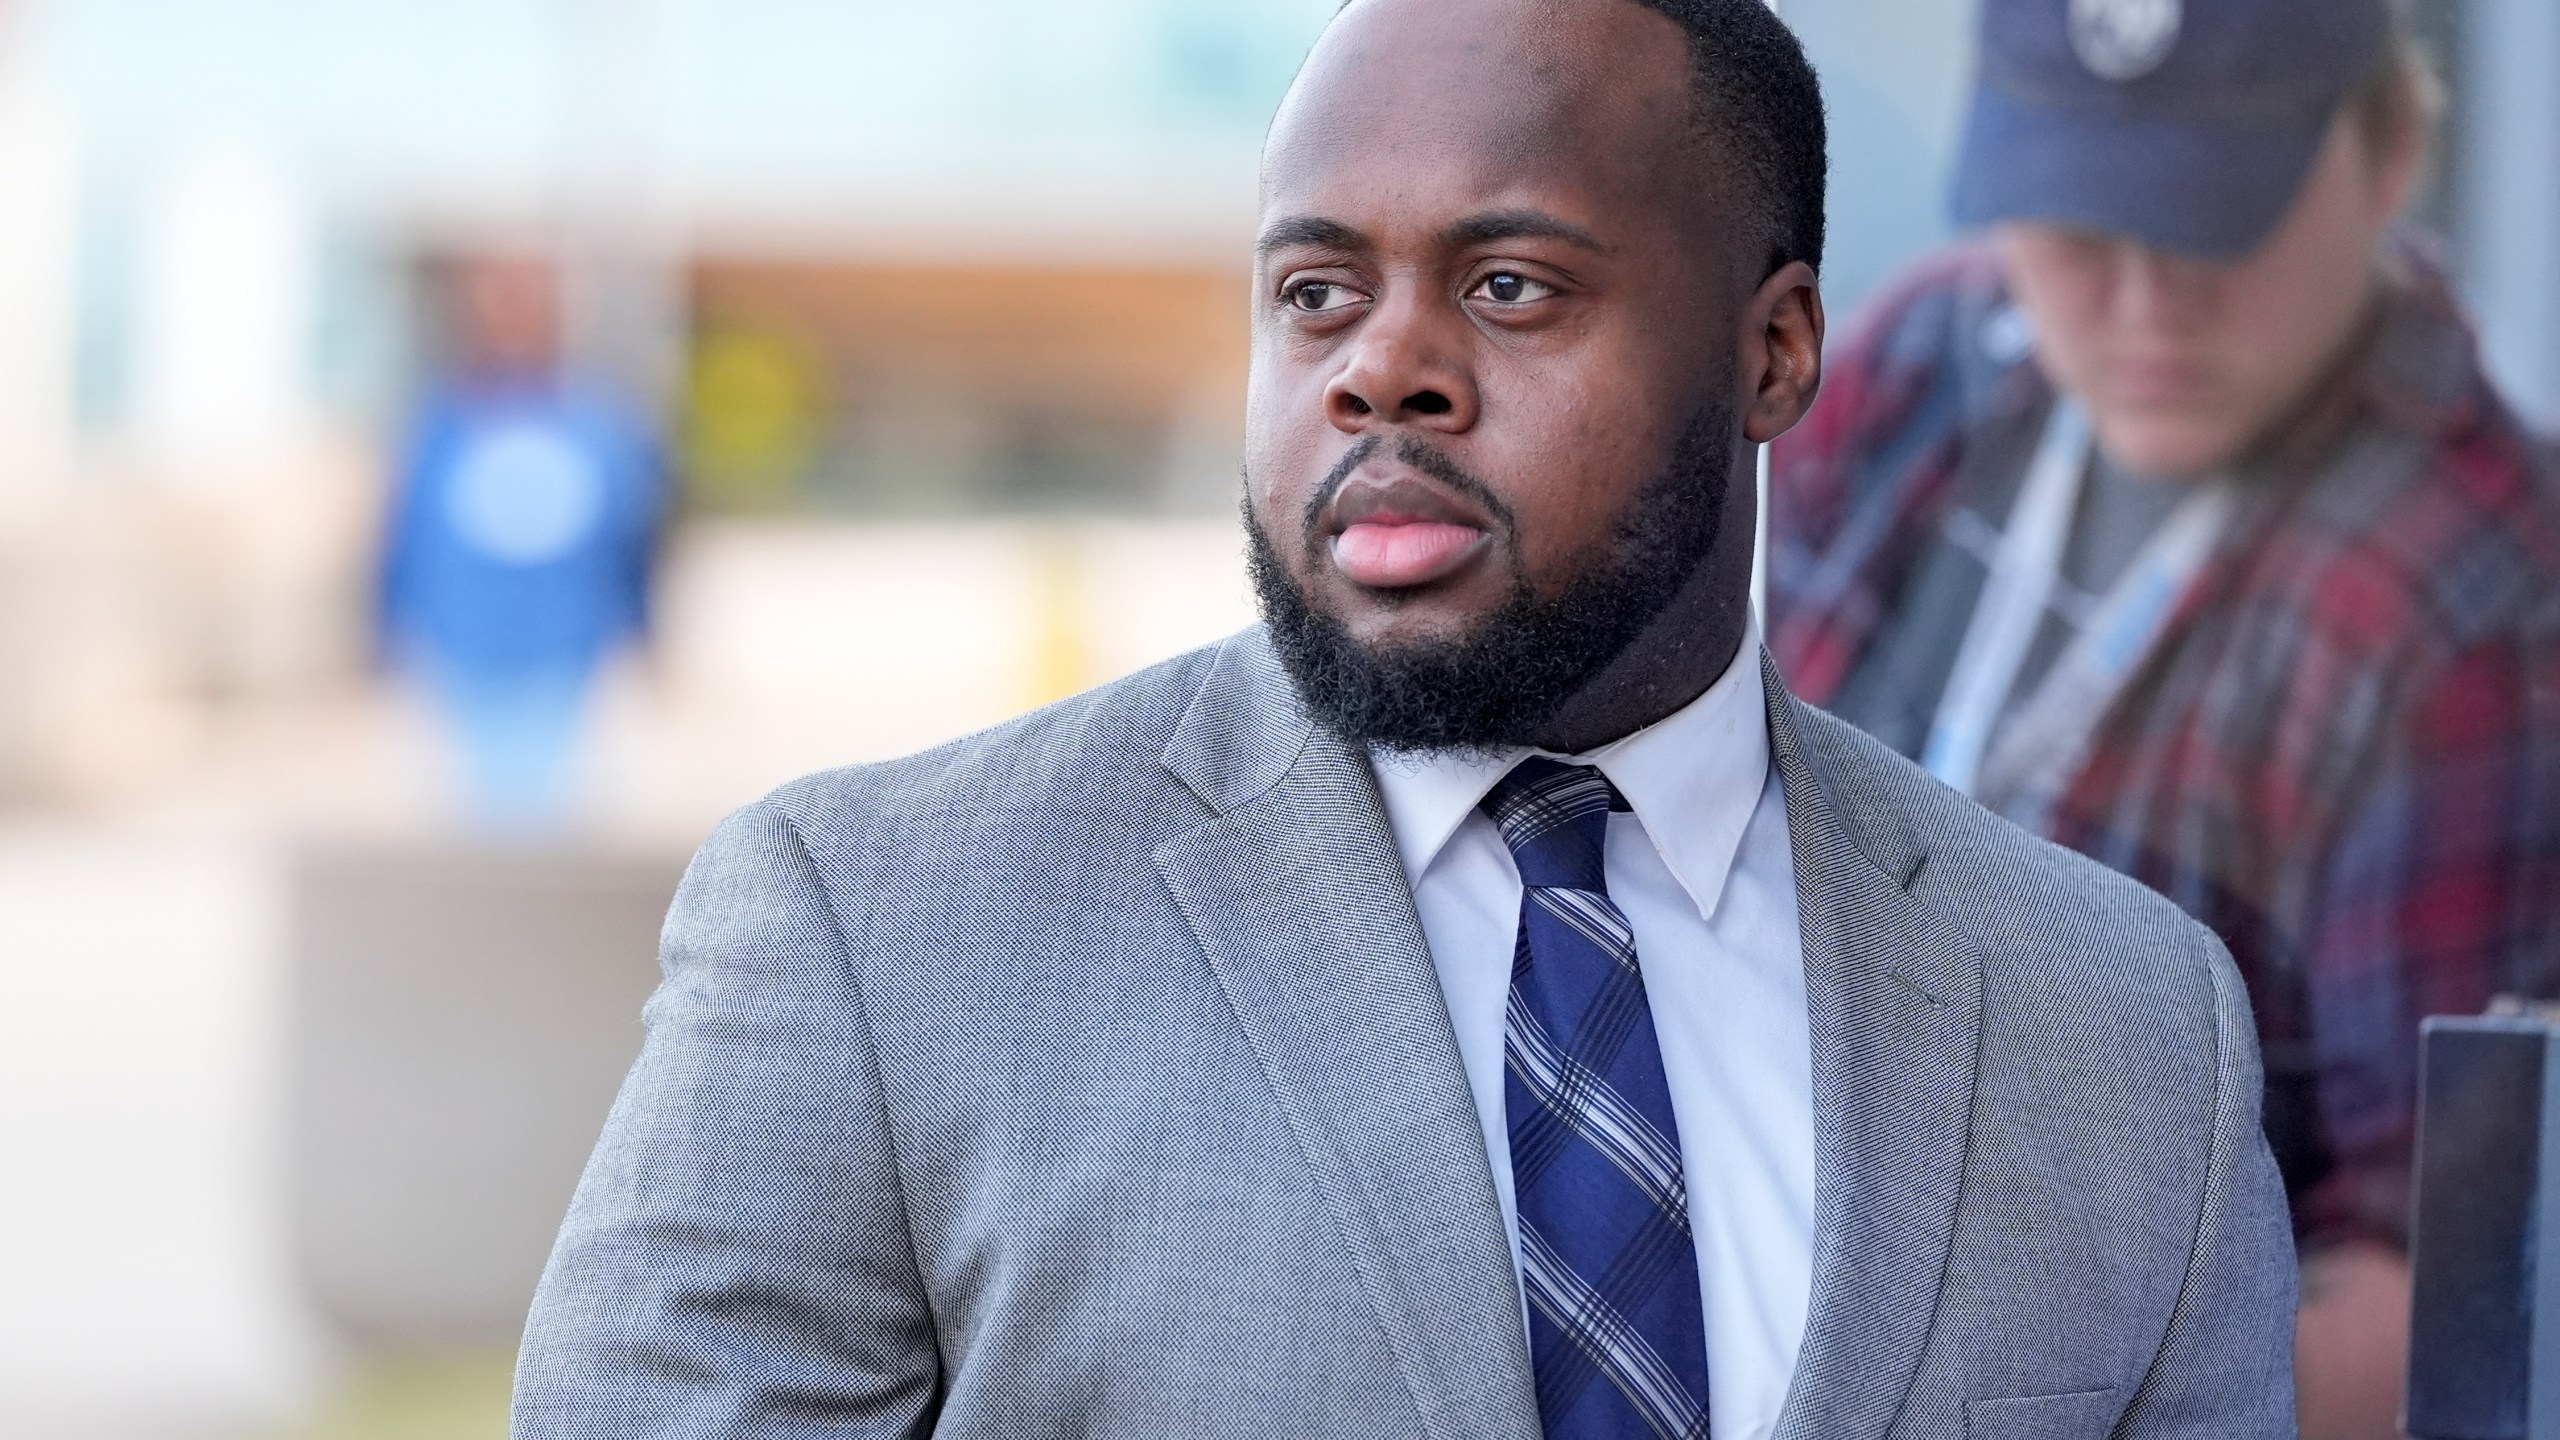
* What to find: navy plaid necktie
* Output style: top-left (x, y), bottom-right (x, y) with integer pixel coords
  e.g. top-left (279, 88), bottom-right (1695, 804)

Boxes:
top-left (1483, 757), bottom-right (1711, 1440)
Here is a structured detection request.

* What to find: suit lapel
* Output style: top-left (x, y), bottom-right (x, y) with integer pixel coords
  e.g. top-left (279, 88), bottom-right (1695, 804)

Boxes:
top-left (1152, 637), bottom-right (1982, 1439)
top-left (1153, 632), bottom-right (1539, 1440)
top-left (1763, 656), bottom-right (1986, 1440)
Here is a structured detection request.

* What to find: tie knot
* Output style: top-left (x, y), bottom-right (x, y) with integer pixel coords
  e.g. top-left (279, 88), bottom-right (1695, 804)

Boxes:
top-left (1479, 757), bottom-right (1624, 892)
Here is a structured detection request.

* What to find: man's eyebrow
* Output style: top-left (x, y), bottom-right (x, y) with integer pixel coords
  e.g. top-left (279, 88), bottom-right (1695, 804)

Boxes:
top-left (1439, 209), bottom-right (1608, 253)
top-left (1255, 209), bottom-right (1607, 257)
top-left (1257, 216), bottom-right (1367, 255)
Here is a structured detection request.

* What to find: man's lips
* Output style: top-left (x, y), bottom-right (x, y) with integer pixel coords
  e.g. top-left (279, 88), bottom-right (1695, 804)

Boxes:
top-left (1321, 474), bottom-right (1493, 589)
top-left (1335, 519), bottom-right (1486, 588)
top-left (2105, 355), bottom-right (2218, 406)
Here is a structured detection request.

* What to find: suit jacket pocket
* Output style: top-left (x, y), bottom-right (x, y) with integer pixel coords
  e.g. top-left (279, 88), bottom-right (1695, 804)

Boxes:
top-left (1965, 1388), bottom-right (2121, 1440)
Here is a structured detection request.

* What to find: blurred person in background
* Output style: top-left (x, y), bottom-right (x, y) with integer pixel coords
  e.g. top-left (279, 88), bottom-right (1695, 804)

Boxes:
top-left (379, 253), bottom-right (664, 828)
top-left (1766, 0), bottom-right (2560, 1434)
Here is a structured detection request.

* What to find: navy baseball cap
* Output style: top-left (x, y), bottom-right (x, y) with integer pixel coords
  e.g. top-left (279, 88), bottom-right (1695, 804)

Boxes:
top-left (1951, 0), bottom-right (2393, 259)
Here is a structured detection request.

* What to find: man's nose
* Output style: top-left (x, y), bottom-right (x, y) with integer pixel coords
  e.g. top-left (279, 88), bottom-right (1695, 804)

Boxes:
top-left (2112, 241), bottom-right (2222, 330)
top-left (1324, 294), bottom-right (1480, 433)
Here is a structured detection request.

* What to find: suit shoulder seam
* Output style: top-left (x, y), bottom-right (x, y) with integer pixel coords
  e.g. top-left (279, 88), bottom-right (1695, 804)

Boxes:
top-left (2118, 934), bottom-right (2248, 1414)
top-left (754, 798), bottom-right (941, 1347)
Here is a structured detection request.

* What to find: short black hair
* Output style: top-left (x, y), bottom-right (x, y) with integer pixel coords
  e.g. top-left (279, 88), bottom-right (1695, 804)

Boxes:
top-left (1633, 0), bottom-right (1829, 276)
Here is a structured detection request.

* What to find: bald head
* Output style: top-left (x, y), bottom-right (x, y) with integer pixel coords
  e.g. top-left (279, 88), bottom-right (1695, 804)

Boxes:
top-left (1276, 0), bottom-right (1694, 194)
top-left (1240, 0), bottom-right (1830, 752)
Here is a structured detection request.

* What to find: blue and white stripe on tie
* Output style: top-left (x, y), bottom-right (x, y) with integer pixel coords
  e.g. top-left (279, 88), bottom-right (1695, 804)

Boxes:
top-left (1484, 757), bottom-right (1711, 1440)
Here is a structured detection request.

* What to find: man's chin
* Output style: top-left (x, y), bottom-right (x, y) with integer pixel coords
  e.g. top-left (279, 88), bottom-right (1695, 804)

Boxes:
top-left (2090, 408), bottom-right (2252, 480)
top-left (1314, 583), bottom-right (1501, 637)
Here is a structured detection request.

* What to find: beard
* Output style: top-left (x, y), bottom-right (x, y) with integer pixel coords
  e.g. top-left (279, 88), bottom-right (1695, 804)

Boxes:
top-left (1245, 395), bottom-right (1736, 755)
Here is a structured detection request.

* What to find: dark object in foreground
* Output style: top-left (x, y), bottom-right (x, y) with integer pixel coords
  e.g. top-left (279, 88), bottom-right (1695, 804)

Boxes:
top-left (2406, 1013), bottom-right (2560, 1438)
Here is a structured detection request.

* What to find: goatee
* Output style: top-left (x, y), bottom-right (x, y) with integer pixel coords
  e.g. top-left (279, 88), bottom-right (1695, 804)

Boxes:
top-left (1246, 398), bottom-right (1734, 755)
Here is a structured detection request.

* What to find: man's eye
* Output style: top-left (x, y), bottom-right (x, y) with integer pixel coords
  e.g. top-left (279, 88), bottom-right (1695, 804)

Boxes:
top-left (1473, 272), bottom-right (1555, 304)
top-left (1285, 281), bottom-right (1361, 313)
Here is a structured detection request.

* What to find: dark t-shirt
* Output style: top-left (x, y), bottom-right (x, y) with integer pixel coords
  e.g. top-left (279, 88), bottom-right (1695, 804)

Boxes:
top-left (2001, 447), bottom-right (2196, 731)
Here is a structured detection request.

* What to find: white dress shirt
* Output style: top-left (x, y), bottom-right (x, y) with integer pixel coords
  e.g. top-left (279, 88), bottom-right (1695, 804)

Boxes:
top-left (1368, 632), bottom-right (1814, 1440)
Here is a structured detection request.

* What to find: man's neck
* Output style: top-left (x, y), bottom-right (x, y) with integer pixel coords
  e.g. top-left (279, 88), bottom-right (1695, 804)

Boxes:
top-left (1524, 515), bottom-right (1756, 754)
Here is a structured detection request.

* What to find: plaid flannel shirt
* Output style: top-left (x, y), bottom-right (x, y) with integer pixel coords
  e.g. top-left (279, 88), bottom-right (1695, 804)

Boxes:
top-left (1768, 237), bottom-right (2560, 1252)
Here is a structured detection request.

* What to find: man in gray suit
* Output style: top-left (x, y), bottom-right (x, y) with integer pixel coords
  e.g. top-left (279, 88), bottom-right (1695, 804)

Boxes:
top-left (517, 0), bottom-right (2297, 1435)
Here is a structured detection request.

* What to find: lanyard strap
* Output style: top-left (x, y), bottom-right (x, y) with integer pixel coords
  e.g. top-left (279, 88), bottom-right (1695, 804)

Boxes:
top-left (1922, 400), bottom-right (2092, 795)
top-left (1976, 481), bottom-right (2235, 825)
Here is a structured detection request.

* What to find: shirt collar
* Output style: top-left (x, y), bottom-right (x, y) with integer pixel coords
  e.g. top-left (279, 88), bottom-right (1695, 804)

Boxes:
top-left (1369, 618), bottom-right (1774, 924)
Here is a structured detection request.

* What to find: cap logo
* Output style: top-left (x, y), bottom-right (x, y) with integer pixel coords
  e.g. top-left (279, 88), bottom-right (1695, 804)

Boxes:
top-left (2069, 0), bottom-right (2181, 81)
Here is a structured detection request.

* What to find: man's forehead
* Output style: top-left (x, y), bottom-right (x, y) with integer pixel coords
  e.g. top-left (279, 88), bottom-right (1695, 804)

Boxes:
top-left (1262, 0), bottom-right (1697, 222)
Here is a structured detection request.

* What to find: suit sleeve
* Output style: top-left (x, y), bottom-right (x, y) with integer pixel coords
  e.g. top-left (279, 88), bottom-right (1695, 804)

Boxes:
top-left (514, 801), bottom-right (940, 1439)
top-left (2110, 938), bottom-right (2300, 1438)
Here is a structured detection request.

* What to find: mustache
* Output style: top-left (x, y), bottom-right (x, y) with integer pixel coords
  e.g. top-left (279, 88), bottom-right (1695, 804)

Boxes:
top-left (1299, 434), bottom-right (1520, 549)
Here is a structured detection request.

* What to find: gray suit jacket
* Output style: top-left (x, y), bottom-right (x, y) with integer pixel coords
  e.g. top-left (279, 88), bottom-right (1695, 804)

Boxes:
top-left (516, 629), bottom-right (2296, 1439)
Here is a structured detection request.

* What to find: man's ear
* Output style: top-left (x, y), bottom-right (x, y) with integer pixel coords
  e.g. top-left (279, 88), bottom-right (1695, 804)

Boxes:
top-left (1739, 261), bottom-right (1823, 445)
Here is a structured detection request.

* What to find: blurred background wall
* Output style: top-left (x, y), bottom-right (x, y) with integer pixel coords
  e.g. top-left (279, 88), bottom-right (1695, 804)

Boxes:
top-left (0, 1), bottom-right (2548, 1437)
